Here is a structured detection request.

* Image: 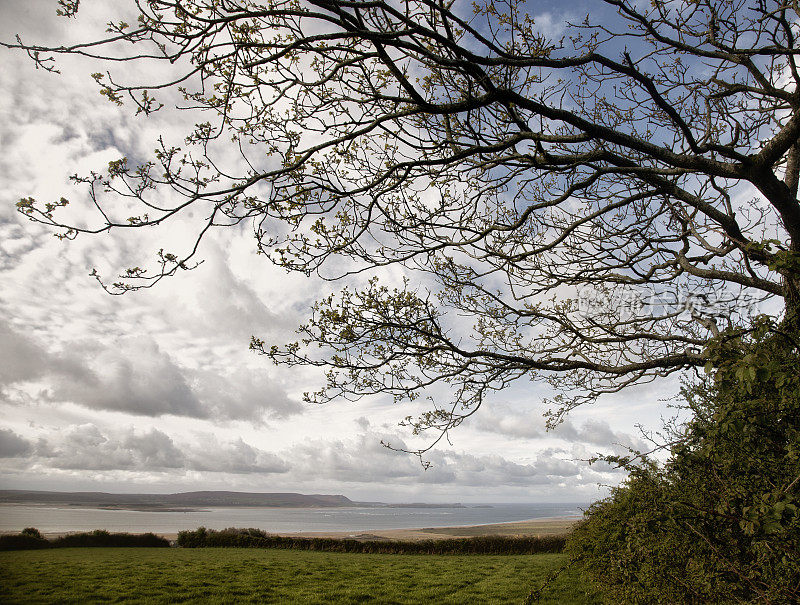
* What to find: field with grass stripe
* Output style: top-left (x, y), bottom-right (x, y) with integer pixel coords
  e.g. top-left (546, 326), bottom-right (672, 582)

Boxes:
top-left (0, 547), bottom-right (599, 604)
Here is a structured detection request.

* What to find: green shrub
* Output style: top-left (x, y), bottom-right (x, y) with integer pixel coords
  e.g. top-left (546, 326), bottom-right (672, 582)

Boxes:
top-left (20, 527), bottom-right (43, 539)
top-left (566, 325), bottom-right (800, 603)
top-left (0, 532), bottom-right (50, 551)
top-left (0, 529), bottom-right (169, 551)
top-left (176, 527), bottom-right (566, 554)
top-left (52, 530), bottom-right (169, 548)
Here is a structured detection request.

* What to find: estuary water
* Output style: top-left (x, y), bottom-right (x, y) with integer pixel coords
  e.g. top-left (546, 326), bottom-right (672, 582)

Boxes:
top-left (0, 502), bottom-right (584, 534)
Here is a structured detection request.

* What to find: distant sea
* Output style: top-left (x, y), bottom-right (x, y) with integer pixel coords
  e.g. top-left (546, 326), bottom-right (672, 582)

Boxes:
top-left (0, 503), bottom-right (585, 534)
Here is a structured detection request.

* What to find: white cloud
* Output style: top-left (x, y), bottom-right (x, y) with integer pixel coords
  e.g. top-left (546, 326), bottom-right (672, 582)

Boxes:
top-left (0, 421), bottom-right (620, 500)
top-left (285, 424), bottom-right (618, 490)
top-left (0, 1), bottom-right (668, 502)
top-left (2, 424), bottom-right (287, 475)
top-left (473, 402), bottom-right (649, 455)
top-left (187, 436), bottom-right (289, 474)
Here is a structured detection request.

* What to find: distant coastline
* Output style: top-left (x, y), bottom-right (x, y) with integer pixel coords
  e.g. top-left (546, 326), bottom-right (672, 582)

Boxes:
top-left (0, 490), bottom-right (468, 512)
top-left (0, 516), bottom-right (579, 541)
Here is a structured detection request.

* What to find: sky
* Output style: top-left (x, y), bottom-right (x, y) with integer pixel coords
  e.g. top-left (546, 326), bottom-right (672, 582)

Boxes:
top-left (0, 0), bottom-right (677, 504)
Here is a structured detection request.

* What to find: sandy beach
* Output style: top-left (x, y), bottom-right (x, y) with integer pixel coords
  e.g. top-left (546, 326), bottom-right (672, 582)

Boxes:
top-left (275, 516), bottom-right (579, 541)
top-left (13, 516), bottom-right (580, 541)
top-left (114, 516), bottom-right (581, 542)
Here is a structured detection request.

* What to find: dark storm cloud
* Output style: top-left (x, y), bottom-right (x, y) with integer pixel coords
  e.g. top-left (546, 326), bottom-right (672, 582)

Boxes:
top-left (0, 428), bottom-right (34, 458)
top-left (9, 424), bottom-right (288, 475)
top-left (51, 337), bottom-right (207, 418)
top-left (0, 319), bottom-right (301, 421)
top-left (44, 425), bottom-right (184, 471)
top-left (51, 337), bottom-right (302, 420)
top-left (0, 319), bottom-right (90, 388)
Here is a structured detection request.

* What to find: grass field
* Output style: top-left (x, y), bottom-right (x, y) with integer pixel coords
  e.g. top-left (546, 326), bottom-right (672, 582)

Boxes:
top-left (0, 547), bottom-right (599, 604)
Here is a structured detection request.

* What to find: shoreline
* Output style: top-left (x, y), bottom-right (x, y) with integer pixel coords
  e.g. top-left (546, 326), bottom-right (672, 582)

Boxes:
top-left (5, 515), bottom-right (581, 542)
top-left (0, 502), bottom-right (473, 513)
top-left (269, 516), bottom-right (581, 541)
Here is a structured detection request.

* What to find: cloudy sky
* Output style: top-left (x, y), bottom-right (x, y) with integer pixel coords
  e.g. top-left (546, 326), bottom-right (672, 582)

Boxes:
top-left (0, 1), bottom-right (676, 503)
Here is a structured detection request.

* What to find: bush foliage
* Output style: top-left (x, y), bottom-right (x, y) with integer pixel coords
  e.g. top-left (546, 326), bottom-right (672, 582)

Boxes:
top-left (176, 527), bottom-right (565, 555)
top-left (1, 526), bottom-right (564, 555)
top-left (566, 323), bottom-right (800, 603)
top-left (0, 529), bottom-right (169, 551)
top-left (0, 533), bottom-right (51, 551)
top-left (52, 530), bottom-right (169, 548)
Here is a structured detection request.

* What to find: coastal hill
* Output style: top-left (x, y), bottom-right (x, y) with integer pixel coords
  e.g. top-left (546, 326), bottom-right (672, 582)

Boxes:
top-left (0, 490), bottom-right (354, 509)
top-left (0, 490), bottom-right (465, 510)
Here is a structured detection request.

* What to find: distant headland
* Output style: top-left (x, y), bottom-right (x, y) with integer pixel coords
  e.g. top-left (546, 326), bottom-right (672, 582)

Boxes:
top-left (0, 490), bottom-right (466, 512)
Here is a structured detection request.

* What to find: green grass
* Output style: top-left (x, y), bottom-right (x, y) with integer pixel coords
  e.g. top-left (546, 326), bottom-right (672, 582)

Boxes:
top-left (0, 547), bottom-right (599, 604)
